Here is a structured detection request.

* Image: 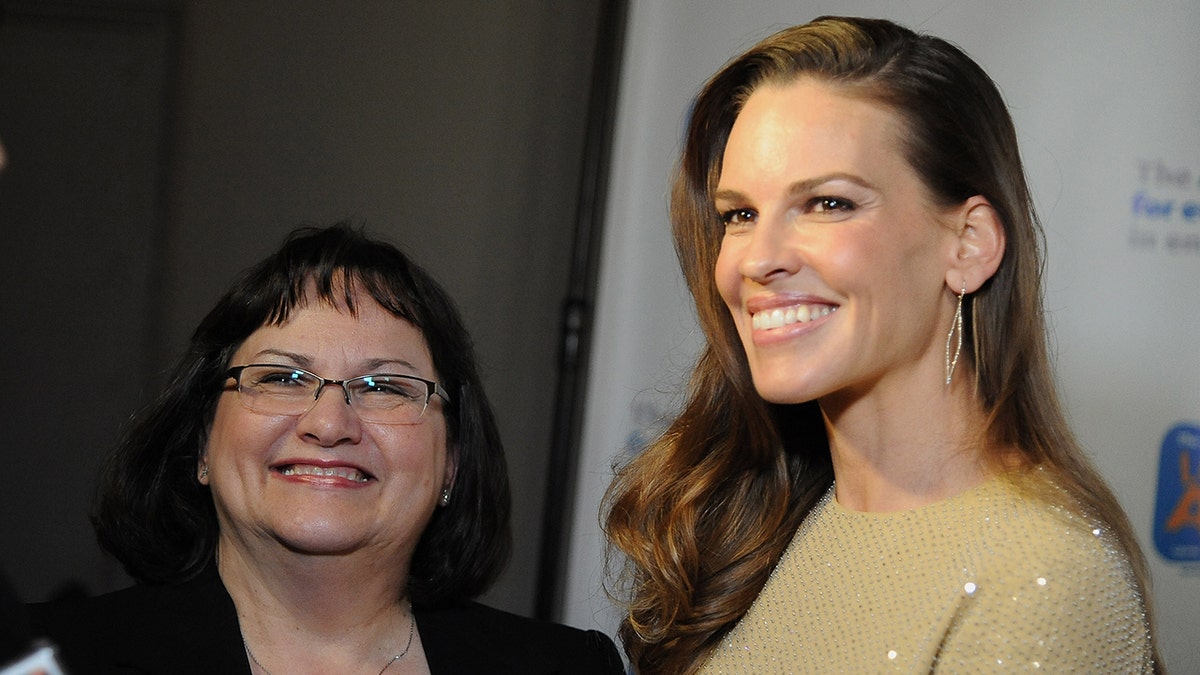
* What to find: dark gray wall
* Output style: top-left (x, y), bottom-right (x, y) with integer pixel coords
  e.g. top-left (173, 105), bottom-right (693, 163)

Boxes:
top-left (0, 0), bottom-right (603, 619)
top-left (0, 0), bottom-right (174, 602)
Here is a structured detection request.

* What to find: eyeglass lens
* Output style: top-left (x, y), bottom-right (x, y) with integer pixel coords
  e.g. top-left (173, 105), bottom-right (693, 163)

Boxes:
top-left (231, 365), bottom-right (435, 424)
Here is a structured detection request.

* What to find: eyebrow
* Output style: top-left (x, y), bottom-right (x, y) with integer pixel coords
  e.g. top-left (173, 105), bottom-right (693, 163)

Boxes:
top-left (250, 349), bottom-right (312, 368)
top-left (361, 357), bottom-right (422, 373)
top-left (249, 349), bottom-right (421, 374)
top-left (713, 172), bottom-right (878, 203)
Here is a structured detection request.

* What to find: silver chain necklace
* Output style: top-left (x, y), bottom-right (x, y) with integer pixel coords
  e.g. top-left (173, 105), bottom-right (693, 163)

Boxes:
top-left (241, 612), bottom-right (415, 675)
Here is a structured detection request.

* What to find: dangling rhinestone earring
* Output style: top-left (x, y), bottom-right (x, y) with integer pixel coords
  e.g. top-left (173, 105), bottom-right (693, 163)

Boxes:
top-left (199, 465), bottom-right (209, 480)
top-left (439, 488), bottom-right (451, 507)
top-left (945, 283), bottom-right (966, 385)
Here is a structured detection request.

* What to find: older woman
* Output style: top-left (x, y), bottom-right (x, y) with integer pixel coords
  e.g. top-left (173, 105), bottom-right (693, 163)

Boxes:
top-left (606, 16), bottom-right (1160, 674)
top-left (29, 225), bottom-right (623, 674)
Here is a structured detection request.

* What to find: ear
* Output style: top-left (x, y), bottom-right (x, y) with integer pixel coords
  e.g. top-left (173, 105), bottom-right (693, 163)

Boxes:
top-left (946, 195), bottom-right (1005, 293)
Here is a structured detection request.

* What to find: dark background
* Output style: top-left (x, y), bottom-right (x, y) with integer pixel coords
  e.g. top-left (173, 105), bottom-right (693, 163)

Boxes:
top-left (0, 0), bottom-right (612, 620)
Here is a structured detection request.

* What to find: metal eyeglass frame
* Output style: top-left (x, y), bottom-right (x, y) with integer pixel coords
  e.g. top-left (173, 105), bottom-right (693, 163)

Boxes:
top-left (225, 363), bottom-right (451, 424)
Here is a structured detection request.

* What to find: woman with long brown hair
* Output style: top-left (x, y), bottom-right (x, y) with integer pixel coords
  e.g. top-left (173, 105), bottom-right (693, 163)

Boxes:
top-left (605, 16), bottom-right (1160, 674)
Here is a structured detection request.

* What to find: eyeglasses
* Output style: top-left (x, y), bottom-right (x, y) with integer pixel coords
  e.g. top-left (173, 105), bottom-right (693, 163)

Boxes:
top-left (225, 364), bottom-right (450, 425)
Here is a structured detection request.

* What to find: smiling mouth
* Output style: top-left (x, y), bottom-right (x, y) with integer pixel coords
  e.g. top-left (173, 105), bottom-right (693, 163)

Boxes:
top-left (276, 464), bottom-right (372, 483)
top-left (751, 303), bottom-right (837, 330)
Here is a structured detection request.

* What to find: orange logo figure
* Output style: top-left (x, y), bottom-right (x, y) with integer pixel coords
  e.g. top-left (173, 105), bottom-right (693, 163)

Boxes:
top-left (1154, 423), bottom-right (1200, 561)
top-left (1165, 451), bottom-right (1200, 534)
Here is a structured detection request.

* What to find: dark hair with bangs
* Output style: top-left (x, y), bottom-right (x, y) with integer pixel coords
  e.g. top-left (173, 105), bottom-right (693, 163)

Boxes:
top-left (92, 224), bottom-right (511, 607)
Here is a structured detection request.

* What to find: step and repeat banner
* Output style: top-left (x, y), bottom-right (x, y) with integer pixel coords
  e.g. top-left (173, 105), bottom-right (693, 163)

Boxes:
top-left (563, 1), bottom-right (1200, 671)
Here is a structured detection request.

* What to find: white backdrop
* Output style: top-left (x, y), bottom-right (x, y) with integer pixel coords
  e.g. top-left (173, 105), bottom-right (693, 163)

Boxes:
top-left (563, 2), bottom-right (1200, 671)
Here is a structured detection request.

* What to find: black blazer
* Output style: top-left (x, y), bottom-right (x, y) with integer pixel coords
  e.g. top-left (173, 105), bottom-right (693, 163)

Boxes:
top-left (26, 566), bottom-right (625, 674)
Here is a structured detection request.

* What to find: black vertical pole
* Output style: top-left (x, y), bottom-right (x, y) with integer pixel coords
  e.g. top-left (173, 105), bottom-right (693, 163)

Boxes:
top-left (534, 0), bottom-right (629, 622)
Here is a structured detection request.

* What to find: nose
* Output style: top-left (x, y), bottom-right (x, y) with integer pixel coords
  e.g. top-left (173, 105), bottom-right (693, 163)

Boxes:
top-left (296, 382), bottom-right (362, 446)
top-left (737, 215), bottom-right (802, 284)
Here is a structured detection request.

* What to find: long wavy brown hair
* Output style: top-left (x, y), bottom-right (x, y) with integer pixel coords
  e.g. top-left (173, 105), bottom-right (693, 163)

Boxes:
top-left (604, 16), bottom-right (1161, 674)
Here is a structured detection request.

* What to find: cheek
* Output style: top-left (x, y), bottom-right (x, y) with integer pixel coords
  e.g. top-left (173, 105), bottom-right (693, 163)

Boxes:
top-left (865, 235), bottom-right (940, 295)
top-left (714, 238), bottom-right (743, 309)
top-left (203, 398), bottom-right (238, 460)
top-left (204, 397), bottom-right (288, 463)
top-left (823, 229), bottom-right (904, 289)
top-left (377, 424), bottom-right (448, 474)
top-left (825, 239), bottom-right (873, 284)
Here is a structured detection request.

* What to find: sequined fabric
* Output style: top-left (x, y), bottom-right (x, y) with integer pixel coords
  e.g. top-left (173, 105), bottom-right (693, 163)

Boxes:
top-left (700, 476), bottom-right (1153, 673)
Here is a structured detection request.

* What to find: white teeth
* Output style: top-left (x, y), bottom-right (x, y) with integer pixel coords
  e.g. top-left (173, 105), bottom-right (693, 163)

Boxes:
top-left (752, 304), bottom-right (835, 330)
top-left (280, 464), bottom-right (369, 483)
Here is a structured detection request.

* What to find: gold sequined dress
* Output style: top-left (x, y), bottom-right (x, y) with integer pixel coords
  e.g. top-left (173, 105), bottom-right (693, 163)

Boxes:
top-left (700, 475), bottom-right (1153, 673)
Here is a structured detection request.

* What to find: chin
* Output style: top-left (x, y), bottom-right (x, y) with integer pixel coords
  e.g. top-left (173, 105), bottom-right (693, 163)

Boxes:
top-left (272, 516), bottom-right (371, 554)
top-left (750, 378), bottom-right (816, 405)
top-left (753, 384), bottom-right (811, 403)
top-left (277, 532), bottom-right (367, 556)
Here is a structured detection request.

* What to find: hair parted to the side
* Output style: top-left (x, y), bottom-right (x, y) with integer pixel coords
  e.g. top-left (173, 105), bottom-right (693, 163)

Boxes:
top-left (91, 224), bottom-right (511, 607)
top-left (604, 16), bottom-right (1159, 674)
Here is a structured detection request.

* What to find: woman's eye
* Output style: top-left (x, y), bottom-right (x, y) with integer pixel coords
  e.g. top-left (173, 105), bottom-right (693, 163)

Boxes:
top-left (720, 208), bottom-right (756, 227)
top-left (810, 196), bottom-right (856, 213)
top-left (255, 370), bottom-right (307, 387)
top-left (356, 377), bottom-right (424, 401)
